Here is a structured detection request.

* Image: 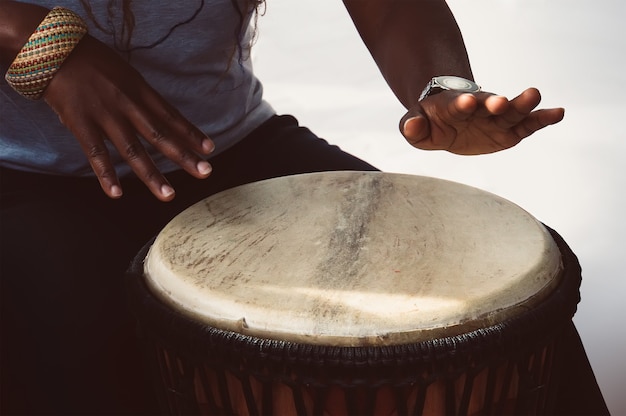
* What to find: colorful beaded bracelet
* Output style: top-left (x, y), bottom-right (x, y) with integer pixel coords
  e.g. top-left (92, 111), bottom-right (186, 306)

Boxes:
top-left (5, 7), bottom-right (88, 100)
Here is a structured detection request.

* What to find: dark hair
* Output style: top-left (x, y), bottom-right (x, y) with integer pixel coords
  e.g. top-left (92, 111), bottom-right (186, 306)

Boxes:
top-left (79, 0), bottom-right (265, 59)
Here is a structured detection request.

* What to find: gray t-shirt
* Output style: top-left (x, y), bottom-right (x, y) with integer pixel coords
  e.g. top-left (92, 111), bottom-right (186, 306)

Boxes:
top-left (0, 0), bottom-right (275, 177)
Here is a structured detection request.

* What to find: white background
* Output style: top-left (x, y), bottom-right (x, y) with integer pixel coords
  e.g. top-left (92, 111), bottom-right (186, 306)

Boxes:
top-left (252, 1), bottom-right (625, 414)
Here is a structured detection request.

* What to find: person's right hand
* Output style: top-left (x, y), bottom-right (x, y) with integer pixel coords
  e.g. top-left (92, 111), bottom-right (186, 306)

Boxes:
top-left (42, 35), bottom-right (215, 201)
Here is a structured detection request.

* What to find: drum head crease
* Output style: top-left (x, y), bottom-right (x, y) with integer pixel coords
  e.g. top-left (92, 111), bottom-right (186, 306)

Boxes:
top-left (144, 172), bottom-right (563, 346)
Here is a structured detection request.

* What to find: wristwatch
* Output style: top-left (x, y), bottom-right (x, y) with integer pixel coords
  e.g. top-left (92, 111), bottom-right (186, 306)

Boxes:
top-left (419, 76), bottom-right (481, 101)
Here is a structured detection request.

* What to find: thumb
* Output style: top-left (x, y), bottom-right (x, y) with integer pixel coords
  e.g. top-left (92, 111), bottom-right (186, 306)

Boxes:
top-left (399, 107), bottom-right (430, 147)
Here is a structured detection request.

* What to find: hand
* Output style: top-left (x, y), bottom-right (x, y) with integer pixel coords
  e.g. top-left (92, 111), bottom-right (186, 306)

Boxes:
top-left (400, 87), bottom-right (565, 155)
top-left (42, 35), bottom-right (214, 201)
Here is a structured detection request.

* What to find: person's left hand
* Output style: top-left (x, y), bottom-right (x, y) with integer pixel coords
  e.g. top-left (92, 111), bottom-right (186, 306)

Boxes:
top-left (400, 87), bottom-right (564, 155)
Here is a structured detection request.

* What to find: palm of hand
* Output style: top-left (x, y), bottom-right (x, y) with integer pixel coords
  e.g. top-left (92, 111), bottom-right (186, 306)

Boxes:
top-left (402, 88), bottom-right (565, 155)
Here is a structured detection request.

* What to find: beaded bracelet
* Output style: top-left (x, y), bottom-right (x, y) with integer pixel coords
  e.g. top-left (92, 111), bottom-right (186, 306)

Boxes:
top-left (5, 7), bottom-right (88, 100)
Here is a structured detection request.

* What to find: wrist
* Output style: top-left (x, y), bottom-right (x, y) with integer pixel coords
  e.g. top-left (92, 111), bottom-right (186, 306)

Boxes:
top-left (418, 76), bottom-right (481, 102)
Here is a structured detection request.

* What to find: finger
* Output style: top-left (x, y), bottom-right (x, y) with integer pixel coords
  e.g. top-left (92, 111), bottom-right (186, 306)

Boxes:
top-left (447, 93), bottom-right (478, 121)
top-left (448, 90), bottom-right (510, 120)
top-left (472, 93), bottom-right (509, 117)
top-left (512, 107), bottom-right (565, 139)
top-left (140, 88), bottom-right (214, 155)
top-left (134, 112), bottom-right (213, 180)
top-left (125, 97), bottom-right (214, 180)
top-left (400, 93), bottom-right (471, 145)
top-left (400, 111), bottom-right (430, 145)
top-left (492, 88), bottom-right (543, 129)
top-left (103, 118), bottom-right (177, 201)
top-left (72, 121), bottom-right (124, 199)
top-left (511, 87), bottom-right (543, 113)
top-left (401, 94), bottom-right (471, 150)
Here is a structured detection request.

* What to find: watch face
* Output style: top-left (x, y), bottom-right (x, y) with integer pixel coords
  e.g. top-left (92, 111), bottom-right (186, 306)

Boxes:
top-left (436, 76), bottom-right (480, 92)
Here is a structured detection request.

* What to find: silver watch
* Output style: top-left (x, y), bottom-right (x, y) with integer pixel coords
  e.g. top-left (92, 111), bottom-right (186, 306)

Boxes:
top-left (419, 76), bottom-right (481, 101)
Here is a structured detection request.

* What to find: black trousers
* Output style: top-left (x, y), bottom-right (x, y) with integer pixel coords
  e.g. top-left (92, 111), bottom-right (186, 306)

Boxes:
top-left (0, 115), bottom-right (608, 415)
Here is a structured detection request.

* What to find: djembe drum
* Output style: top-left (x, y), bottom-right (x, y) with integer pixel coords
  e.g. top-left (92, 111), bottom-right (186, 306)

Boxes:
top-left (127, 171), bottom-right (581, 416)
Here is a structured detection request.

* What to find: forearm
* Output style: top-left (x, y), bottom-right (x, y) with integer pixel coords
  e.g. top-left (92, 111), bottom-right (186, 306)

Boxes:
top-left (0, 1), bottom-right (50, 64)
top-left (343, 0), bottom-right (473, 109)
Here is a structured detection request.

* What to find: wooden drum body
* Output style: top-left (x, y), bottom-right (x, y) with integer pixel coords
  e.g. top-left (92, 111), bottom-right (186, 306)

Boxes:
top-left (127, 172), bottom-right (581, 416)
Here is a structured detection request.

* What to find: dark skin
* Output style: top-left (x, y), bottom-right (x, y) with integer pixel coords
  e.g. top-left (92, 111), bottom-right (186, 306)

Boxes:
top-left (1, 2), bottom-right (213, 201)
top-left (1, 0), bottom-right (564, 201)
top-left (45, 35), bottom-right (215, 201)
top-left (344, 0), bottom-right (565, 154)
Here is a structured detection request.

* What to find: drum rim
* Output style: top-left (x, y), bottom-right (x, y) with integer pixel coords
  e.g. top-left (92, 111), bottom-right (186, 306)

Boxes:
top-left (126, 225), bottom-right (580, 381)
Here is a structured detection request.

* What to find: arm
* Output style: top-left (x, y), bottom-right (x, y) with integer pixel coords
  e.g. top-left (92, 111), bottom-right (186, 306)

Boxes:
top-left (343, 0), bottom-right (472, 109)
top-left (0, 2), bottom-right (49, 64)
top-left (343, 0), bottom-right (564, 155)
top-left (1, 1), bottom-right (214, 201)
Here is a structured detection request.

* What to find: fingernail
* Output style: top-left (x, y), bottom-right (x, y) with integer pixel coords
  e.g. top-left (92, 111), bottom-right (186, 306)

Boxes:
top-left (197, 160), bottom-right (212, 176)
top-left (161, 184), bottom-right (175, 198)
top-left (110, 185), bottom-right (123, 198)
top-left (403, 117), bottom-right (419, 136)
top-left (202, 138), bottom-right (214, 154)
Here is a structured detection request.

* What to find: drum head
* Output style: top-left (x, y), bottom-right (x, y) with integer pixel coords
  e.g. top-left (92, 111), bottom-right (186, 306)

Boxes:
top-left (144, 172), bottom-right (562, 346)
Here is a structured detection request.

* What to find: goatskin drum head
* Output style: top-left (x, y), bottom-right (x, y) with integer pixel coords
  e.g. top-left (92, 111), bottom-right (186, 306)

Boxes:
top-left (144, 172), bottom-right (562, 346)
